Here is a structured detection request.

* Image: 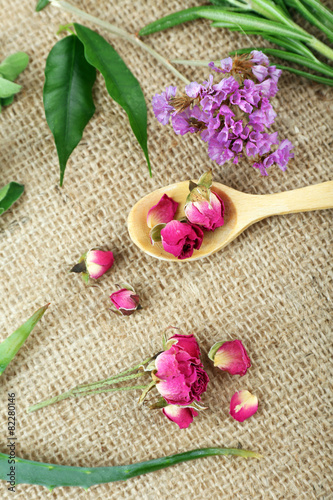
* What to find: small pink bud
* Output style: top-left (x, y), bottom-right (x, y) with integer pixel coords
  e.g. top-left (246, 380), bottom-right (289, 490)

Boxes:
top-left (147, 194), bottom-right (178, 229)
top-left (70, 249), bottom-right (114, 282)
top-left (162, 405), bottom-right (198, 429)
top-left (86, 250), bottom-right (114, 279)
top-left (230, 390), bottom-right (258, 422)
top-left (184, 191), bottom-right (224, 231)
top-left (209, 340), bottom-right (251, 376)
top-left (110, 284), bottom-right (140, 316)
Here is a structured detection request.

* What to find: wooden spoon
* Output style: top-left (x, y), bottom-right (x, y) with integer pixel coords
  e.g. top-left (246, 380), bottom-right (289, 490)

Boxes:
top-left (127, 180), bottom-right (333, 261)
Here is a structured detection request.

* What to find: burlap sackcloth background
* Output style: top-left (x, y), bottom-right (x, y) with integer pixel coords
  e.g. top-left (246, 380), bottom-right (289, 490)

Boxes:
top-left (0, 0), bottom-right (332, 498)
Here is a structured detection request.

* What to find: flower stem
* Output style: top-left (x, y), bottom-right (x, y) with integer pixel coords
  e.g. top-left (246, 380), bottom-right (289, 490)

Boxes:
top-left (27, 357), bottom-right (154, 413)
top-left (49, 0), bottom-right (190, 84)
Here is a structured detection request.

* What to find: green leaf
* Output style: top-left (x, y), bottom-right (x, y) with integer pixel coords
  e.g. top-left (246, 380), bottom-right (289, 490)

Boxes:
top-left (36, 0), bottom-right (50, 12)
top-left (1, 95), bottom-right (15, 106)
top-left (74, 23), bottom-right (151, 176)
top-left (139, 5), bottom-right (308, 39)
top-left (0, 304), bottom-right (49, 376)
top-left (43, 35), bottom-right (96, 186)
top-left (0, 77), bottom-right (21, 98)
top-left (0, 447), bottom-right (261, 489)
top-left (0, 52), bottom-right (29, 81)
top-left (0, 182), bottom-right (24, 215)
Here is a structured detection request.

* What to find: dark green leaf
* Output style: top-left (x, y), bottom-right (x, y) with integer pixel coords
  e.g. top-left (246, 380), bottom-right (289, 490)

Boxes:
top-left (74, 23), bottom-right (151, 176)
top-left (0, 447), bottom-right (261, 489)
top-left (1, 95), bottom-right (15, 106)
top-left (0, 77), bottom-right (21, 98)
top-left (0, 304), bottom-right (49, 376)
top-left (139, 7), bottom-right (206, 36)
top-left (43, 35), bottom-right (96, 186)
top-left (0, 181), bottom-right (24, 215)
top-left (0, 52), bottom-right (29, 81)
top-left (36, 0), bottom-right (50, 12)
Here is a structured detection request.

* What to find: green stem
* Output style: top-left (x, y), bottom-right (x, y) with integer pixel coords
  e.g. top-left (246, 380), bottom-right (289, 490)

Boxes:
top-left (75, 356), bottom-right (153, 390)
top-left (49, 0), bottom-right (190, 84)
top-left (28, 377), bottom-right (149, 413)
top-left (75, 371), bottom-right (147, 393)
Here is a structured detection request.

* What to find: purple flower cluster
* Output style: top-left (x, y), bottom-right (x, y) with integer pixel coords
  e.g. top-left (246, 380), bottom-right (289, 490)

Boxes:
top-left (152, 51), bottom-right (294, 176)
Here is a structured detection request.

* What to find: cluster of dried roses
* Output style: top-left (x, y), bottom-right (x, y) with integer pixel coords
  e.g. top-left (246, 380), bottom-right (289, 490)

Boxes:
top-left (148, 171), bottom-right (224, 259)
top-left (143, 330), bottom-right (257, 429)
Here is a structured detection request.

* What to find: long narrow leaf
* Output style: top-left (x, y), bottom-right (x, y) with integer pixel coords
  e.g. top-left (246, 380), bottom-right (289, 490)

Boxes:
top-left (139, 6), bottom-right (309, 39)
top-left (230, 47), bottom-right (333, 77)
top-left (0, 53), bottom-right (29, 81)
top-left (43, 35), bottom-right (96, 186)
top-left (74, 23), bottom-right (151, 176)
top-left (0, 182), bottom-right (24, 215)
top-left (262, 35), bottom-right (319, 60)
top-left (285, 0), bottom-right (333, 42)
top-left (0, 448), bottom-right (261, 490)
top-left (299, 0), bottom-right (333, 27)
top-left (0, 304), bottom-right (49, 376)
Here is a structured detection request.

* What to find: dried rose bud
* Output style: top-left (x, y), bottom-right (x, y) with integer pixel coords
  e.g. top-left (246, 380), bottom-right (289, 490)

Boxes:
top-left (208, 339), bottom-right (251, 376)
top-left (147, 193), bottom-right (178, 229)
top-left (162, 405), bottom-right (198, 429)
top-left (160, 220), bottom-right (203, 260)
top-left (230, 390), bottom-right (258, 422)
top-left (110, 283), bottom-right (140, 316)
top-left (70, 249), bottom-right (114, 283)
top-left (185, 191), bottom-right (224, 231)
top-left (184, 171), bottom-right (224, 231)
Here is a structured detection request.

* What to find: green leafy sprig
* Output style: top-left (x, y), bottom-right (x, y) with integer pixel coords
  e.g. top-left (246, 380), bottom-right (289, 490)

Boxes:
top-left (139, 1), bottom-right (333, 86)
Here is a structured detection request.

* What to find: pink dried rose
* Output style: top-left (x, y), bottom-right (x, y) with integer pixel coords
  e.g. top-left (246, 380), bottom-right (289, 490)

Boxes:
top-left (208, 339), bottom-right (251, 376)
top-left (70, 249), bottom-right (114, 283)
top-left (160, 220), bottom-right (203, 260)
top-left (230, 390), bottom-right (258, 422)
top-left (168, 333), bottom-right (201, 359)
top-left (184, 171), bottom-right (224, 231)
top-left (185, 191), bottom-right (225, 231)
top-left (154, 341), bottom-right (209, 406)
top-left (110, 284), bottom-right (140, 316)
top-left (162, 405), bottom-right (198, 429)
top-left (147, 193), bottom-right (178, 229)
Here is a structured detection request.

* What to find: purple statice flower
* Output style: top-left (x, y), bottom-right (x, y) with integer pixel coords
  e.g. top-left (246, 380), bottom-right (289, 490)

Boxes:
top-left (185, 82), bottom-right (202, 98)
top-left (209, 57), bottom-right (233, 74)
top-left (152, 51), bottom-right (294, 176)
top-left (152, 86), bottom-right (177, 125)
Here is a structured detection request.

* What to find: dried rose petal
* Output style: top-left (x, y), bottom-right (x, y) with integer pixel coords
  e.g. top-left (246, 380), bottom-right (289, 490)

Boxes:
top-left (147, 194), bottom-right (178, 229)
top-left (230, 390), bottom-right (258, 422)
top-left (212, 340), bottom-right (251, 376)
top-left (162, 405), bottom-right (198, 429)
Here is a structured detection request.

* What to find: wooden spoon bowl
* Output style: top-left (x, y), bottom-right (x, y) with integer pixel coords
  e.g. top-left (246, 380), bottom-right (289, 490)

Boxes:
top-left (127, 180), bottom-right (333, 262)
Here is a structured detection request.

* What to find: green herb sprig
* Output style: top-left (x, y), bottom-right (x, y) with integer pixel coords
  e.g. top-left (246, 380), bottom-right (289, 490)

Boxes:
top-left (139, 1), bottom-right (333, 86)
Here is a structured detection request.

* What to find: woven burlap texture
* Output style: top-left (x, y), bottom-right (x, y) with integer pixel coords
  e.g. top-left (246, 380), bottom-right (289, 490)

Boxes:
top-left (0, 0), bottom-right (332, 498)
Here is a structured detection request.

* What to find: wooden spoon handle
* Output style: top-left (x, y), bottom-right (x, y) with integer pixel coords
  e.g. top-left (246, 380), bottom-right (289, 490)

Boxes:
top-left (248, 181), bottom-right (333, 221)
